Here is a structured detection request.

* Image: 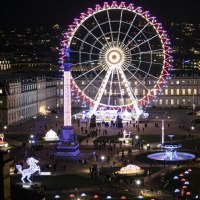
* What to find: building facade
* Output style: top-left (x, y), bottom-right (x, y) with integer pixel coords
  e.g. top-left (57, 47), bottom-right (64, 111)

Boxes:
top-left (0, 75), bottom-right (60, 126)
top-left (70, 71), bottom-right (200, 110)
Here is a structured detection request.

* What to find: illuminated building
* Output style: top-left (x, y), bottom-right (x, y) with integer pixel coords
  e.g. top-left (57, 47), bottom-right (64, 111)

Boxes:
top-left (0, 73), bottom-right (61, 126)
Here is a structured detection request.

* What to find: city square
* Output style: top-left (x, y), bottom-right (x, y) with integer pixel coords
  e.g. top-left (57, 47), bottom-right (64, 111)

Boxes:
top-left (0, 1), bottom-right (200, 200)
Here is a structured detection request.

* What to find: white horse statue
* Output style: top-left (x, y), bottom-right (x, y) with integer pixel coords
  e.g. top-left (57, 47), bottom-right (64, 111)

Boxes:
top-left (16, 157), bottom-right (41, 183)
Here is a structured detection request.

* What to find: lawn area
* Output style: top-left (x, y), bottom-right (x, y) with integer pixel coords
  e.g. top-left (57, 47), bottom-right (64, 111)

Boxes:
top-left (5, 134), bottom-right (30, 142)
top-left (152, 166), bottom-right (200, 199)
top-left (94, 134), bottom-right (161, 144)
top-left (11, 174), bottom-right (95, 190)
top-left (5, 133), bottom-right (86, 144)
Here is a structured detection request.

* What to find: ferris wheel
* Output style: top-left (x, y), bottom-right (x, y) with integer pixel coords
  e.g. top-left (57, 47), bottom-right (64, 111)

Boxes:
top-left (60, 1), bottom-right (172, 118)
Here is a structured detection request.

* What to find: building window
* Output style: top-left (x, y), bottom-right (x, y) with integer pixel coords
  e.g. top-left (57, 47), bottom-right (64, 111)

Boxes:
top-left (104, 89), bottom-right (107, 95)
top-left (176, 89), bottom-right (180, 95)
top-left (143, 90), bottom-right (146, 96)
top-left (159, 99), bottom-right (162, 105)
top-left (182, 89), bottom-right (186, 95)
top-left (171, 99), bottom-right (174, 105)
top-left (121, 89), bottom-right (124, 95)
top-left (165, 89), bottom-right (168, 95)
top-left (0, 89), bottom-right (2, 94)
top-left (171, 89), bottom-right (174, 95)
top-left (165, 99), bottom-right (169, 105)
top-left (182, 99), bottom-right (186, 105)
top-left (177, 99), bottom-right (180, 105)
top-left (194, 89), bottom-right (197, 95)
top-left (134, 89), bottom-right (138, 95)
top-left (188, 89), bottom-right (191, 95)
top-left (176, 81), bottom-right (179, 84)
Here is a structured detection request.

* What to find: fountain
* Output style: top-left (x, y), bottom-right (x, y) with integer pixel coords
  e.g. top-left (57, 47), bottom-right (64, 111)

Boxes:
top-left (147, 134), bottom-right (196, 161)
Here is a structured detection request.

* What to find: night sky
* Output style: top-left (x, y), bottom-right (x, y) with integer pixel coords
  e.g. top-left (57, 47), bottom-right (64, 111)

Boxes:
top-left (1, 0), bottom-right (200, 28)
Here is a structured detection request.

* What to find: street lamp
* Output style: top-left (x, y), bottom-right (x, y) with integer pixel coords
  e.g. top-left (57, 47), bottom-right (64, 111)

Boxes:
top-left (101, 155), bottom-right (105, 161)
top-left (75, 188), bottom-right (78, 200)
top-left (135, 135), bottom-right (139, 140)
top-left (136, 179), bottom-right (141, 195)
top-left (20, 116), bottom-right (24, 134)
top-left (29, 134), bottom-right (36, 146)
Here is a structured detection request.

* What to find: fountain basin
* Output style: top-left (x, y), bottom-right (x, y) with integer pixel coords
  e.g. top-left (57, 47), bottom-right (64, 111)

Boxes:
top-left (147, 152), bottom-right (196, 161)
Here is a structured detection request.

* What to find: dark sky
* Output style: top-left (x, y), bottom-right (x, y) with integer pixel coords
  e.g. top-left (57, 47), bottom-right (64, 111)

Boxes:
top-left (1, 0), bottom-right (200, 28)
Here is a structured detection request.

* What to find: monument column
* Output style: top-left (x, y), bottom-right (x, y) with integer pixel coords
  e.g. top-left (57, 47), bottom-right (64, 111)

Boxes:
top-left (56, 48), bottom-right (80, 157)
top-left (61, 61), bottom-right (74, 142)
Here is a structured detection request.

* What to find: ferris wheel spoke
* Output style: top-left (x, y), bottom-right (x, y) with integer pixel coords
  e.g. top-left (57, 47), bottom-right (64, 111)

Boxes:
top-left (91, 67), bottom-right (113, 116)
top-left (131, 59), bottom-right (163, 65)
top-left (71, 50), bottom-right (99, 56)
top-left (125, 22), bottom-right (150, 48)
top-left (92, 14), bottom-right (111, 47)
top-left (80, 23), bottom-right (104, 47)
top-left (107, 10), bottom-right (113, 43)
top-left (120, 13), bottom-right (137, 47)
top-left (74, 64), bottom-right (102, 80)
top-left (122, 63), bottom-right (150, 91)
top-left (108, 70), bottom-right (114, 106)
top-left (117, 9), bottom-right (123, 45)
top-left (116, 68), bottom-right (125, 105)
top-left (82, 64), bottom-right (108, 92)
top-left (127, 64), bottom-right (160, 80)
top-left (118, 66), bottom-right (140, 116)
top-left (130, 49), bottom-right (164, 56)
top-left (73, 36), bottom-right (101, 51)
top-left (129, 34), bottom-right (159, 51)
top-left (71, 59), bottom-right (99, 66)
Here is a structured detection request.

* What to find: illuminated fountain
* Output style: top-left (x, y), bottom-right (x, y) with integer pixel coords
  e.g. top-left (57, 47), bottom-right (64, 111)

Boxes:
top-left (117, 164), bottom-right (144, 176)
top-left (44, 129), bottom-right (59, 141)
top-left (148, 134), bottom-right (195, 161)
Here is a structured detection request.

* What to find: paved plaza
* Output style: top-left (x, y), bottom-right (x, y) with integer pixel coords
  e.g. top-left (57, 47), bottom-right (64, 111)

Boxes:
top-left (3, 108), bottom-right (200, 199)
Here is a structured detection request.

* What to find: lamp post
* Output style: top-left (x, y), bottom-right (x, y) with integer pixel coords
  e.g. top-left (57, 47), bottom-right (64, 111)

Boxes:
top-left (20, 116), bottom-right (24, 134)
top-left (75, 188), bottom-right (78, 200)
top-left (136, 179), bottom-right (141, 195)
top-left (3, 125), bottom-right (8, 135)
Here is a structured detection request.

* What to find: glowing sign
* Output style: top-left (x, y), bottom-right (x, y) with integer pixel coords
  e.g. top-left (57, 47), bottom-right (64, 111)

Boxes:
top-left (16, 157), bottom-right (40, 183)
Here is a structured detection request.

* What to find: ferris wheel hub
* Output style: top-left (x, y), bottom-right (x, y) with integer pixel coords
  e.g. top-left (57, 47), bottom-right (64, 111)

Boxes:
top-left (106, 48), bottom-right (124, 66)
top-left (100, 42), bottom-right (131, 69)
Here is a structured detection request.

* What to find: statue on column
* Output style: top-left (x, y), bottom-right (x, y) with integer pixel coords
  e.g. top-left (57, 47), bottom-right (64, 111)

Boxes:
top-left (64, 48), bottom-right (71, 71)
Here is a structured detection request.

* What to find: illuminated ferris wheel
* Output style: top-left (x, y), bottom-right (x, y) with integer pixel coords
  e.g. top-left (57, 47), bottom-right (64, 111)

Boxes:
top-left (60, 1), bottom-right (172, 117)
